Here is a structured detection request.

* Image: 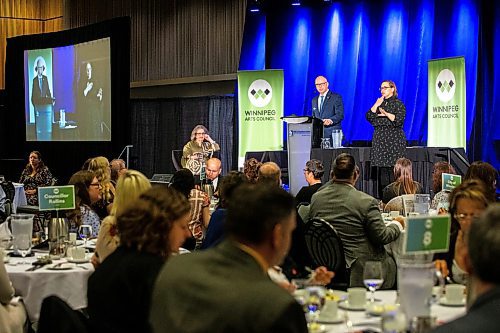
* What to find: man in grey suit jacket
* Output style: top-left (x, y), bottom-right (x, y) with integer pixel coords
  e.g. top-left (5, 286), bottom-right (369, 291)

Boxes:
top-left (150, 184), bottom-right (308, 333)
top-left (312, 75), bottom-right (344, 139)
top-left (308, 153), bottom-right (404, 288)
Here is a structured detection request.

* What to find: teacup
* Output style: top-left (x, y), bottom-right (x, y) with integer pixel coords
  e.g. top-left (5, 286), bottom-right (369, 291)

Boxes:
top-left (445, 284), bottom-right (465, 304)
top-left (71, 247), bottom-right (86, 260)
top-left (318, 299), bottom-right (338, 321)
top-left (347, 287), bottom-right (366, 308)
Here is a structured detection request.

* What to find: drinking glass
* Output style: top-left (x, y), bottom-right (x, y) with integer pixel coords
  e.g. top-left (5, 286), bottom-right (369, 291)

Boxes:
top-left (363, 261), bottom-right (384, 302)
top-left (78, 225), bottom-right (93, 245)
top-left (305, 288), bottom-right (323, 324)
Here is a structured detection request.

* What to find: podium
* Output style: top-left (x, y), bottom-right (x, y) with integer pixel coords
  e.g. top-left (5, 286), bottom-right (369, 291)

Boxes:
top-left (34, 104), bottom-right (53, 141)
top-left (282, 116), bottom-right (322, 195)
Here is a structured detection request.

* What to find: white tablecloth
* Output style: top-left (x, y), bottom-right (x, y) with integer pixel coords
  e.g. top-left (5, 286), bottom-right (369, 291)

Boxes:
top-left (6, 254), bottom-right (93, 322)
top-left (321, 290), bottom-right (465, 332)
top-left (12, 183), bottom-right (27, 214)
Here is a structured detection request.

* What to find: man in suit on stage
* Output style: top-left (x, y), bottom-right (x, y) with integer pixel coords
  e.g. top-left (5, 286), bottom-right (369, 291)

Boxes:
top-left (31, 57), bottom-right (53, 107)
top-left (312, 75), bottom-right (344, 140)
top-left (150, 184), bottom-right (308, 333)
top-left (308, 153), bottom-right (404, 288)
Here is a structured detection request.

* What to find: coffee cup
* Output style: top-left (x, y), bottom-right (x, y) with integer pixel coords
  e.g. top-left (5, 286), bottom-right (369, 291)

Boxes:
top-left (445, 284), bottom-right (465, 304)
top-left (318, 299), bottom-right (338, 321)
top-left (72, 247), bottom-right (86, 260)
top-left (347, 287), bottom-right (366, 308)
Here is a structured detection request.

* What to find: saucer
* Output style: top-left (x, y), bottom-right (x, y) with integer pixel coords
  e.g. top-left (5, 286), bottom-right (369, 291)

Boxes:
top-left (317, 314), bottom-right (344, 324)
top-left (338, 300), bottom-right (368, 311)
top-left (439, 297), bottom-right (466, 307)
top-left (66, 258), bottom-right (89, 264)
top-left (307, 323), bottom-right (326, 333)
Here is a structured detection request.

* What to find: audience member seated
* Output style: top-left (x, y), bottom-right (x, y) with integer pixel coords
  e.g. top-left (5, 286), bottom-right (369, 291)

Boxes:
top-left (308, 153), bottom-right (404, 288)
top-left (0, 254), bottom-right (26, 333)
top-left (382, 157), bottom-right (422, 205)
top-left (94, 170), bottom-right (151, 265)
top-left (431, 204), bottom-right (500, 333)
top-left (109, 159), bottom-right (127, 185)
top-left (19, 150), bottom-right (54, 233)
top-left (150, 184), bottom-right (308, 333)
top-left (430, 161), bottom-right (457, 212)
top-left (243, 158), bottom-right (262, 184)
top-left (434, 180), bottom-right (495, 285)
top-left (464, 161), bottom-right (498, 201)
top-left (200, 171), bottom-right (247, 250)
top-left (295, 159), bottom-right (324, 205)
top-left (204, 157), bottom-right (222, 196)
top-left (258, 161), bottom-right (281, 187)
top-left (87, 156), bottom-right (116, 220)
top-left (66, 170), bottom-right (102, 238)
top-left (87, 187), bottom-right (191, 333)
top-left (170, 169), bottom-right (209, 250)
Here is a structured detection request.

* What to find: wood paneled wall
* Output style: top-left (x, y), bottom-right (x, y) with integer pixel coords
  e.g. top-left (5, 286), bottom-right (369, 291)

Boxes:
top-left (0, 0), bottom-right (63, 88)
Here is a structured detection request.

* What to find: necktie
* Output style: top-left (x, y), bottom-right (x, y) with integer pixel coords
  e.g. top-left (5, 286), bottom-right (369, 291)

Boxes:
top-left (39, 77), bottom-right (43, 93)
top-left (319, 95), bottom-right (324, 113)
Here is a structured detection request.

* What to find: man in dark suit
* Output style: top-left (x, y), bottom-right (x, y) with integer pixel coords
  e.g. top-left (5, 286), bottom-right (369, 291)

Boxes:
top-left (432, 204), bottom-right (500, 333)
top-left (205, 157), bottom-right (222, 195)
top-left (31, 57), bottom-right (53, 107)
top-left (311, 75), bottom-right (344, 140)
top-left (308, 153), bottom-right (404, 288)
top-left (150, 184), bottom-right (308, 333)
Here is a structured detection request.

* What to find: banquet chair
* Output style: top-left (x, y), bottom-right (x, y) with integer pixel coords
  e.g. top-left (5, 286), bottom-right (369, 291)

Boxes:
top-left (304, 217), bottom-right (349, 290)
top-left (383, 195), bottom-right (404, 215)
top-left (37, 296), bottom-right (89, 333)
top-left (171, 150), bottom-right (183, 171)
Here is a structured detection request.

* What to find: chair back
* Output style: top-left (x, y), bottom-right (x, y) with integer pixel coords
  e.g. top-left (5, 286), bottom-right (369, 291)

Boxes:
top-left (38, 295), bottom-right (89, 333)
top-left (171, 150), bottom-right (183, 171)
top-left (304, 217), bottom-right (349, 289)
top-left (384, 194), bottom-right (416, 216)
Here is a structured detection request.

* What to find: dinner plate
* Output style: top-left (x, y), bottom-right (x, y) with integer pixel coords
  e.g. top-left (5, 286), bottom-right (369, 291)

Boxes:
top-left (366, 303), bottom-right (398, 316)
top-left (47, 263), bottom-right (75, 270)
top-left (439, 297), bottom-right (466, 307)
top-left (317, 314), bottom-right (344, 324)
top-left (338, 300), bottom-right (368, 311)
top-left (66, 258), bottom-right (90, 264)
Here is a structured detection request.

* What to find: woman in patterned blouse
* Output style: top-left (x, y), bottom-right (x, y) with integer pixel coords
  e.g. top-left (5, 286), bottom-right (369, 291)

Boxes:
top-left (19, 151), bottom-right (54, 206)
top-left (66, 170), bottom-right (102, 237)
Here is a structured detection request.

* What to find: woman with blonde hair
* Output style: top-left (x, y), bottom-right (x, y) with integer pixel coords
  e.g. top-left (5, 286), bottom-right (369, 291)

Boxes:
top-left (87, 187), bottom-right (191, 333)
top-left (181, 125), bottom-right (220, 175)
top-left (382, 157), bottom-right (422, 204)
top-left (94, 169), bottom-right (151, 264)
top-left (87, 156), bottom-right (116, 219)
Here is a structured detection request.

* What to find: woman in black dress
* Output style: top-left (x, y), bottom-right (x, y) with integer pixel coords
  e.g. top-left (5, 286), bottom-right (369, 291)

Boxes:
top-left (366, 80), bottom-right (407, 198)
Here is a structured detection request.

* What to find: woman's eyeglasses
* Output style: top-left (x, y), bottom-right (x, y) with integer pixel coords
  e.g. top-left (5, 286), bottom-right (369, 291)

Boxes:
top-left (195, 132), bottom-right (206, 135)
top-left (379, 86), bottom-right (392, 91)
top-left (454, 213), bottom-right (481, 222)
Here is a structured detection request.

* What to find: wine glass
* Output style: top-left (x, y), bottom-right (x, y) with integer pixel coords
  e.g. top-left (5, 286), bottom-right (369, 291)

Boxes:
top-left (305, 287), bottom-right (323, 326)
top-left (78, 225), bottom-right (93, 246)
top-left (363, 261), bottom-right (384, 303)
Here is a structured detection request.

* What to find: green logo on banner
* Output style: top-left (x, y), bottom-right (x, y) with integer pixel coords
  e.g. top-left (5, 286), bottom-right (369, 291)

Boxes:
top-left (442, 173), bottom-right (462, 192)
top-left (403, 215), bottom-right (451, 254)
top-left (38, 185), bottom-right (76, 211)
top-left (248, 79), bottom-right (273, 107)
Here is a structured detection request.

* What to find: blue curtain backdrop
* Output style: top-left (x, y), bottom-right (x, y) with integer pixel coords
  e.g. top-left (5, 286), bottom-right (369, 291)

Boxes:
top-left (239, 0), bottom-right (499, 170)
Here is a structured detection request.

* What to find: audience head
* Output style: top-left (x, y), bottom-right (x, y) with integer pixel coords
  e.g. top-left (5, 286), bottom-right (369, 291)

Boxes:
top-left (226, 184), bottom-right (296, 266)
top-left (110, 159), bottom-right (127, 183)
top-left (111, 170), bottom-right (151, 216)
top-left (243, 158), bottom-right (262, 184)
top-left (26, 150), bottom-right (45, 172)
top-left (432, 161), bottom-right (456, 194)
top-left (190, 125), bottom-right (209, 142)
top-left (170, 169), bottom-right (195, 199)
top-left (304, 159), bottom-right (324, 184)
top-left (87, 156), bottom-right (111, 184)
top-left (464, 161), bottom-right (498, 196)
top-left (392, 158), bottom-right (419, 194)
top-left (117, 187), bottom-right (191, 259)
top-left (68, 170), bottom-right (101, 207)
top-left (218, 171), bottom-right (247, 208)
top-left (449, 179), bottom-right (495, 232)
top-left (258, 162), bottom-right (281, 187)
top-left (468, 203), bottom-right (500, 285)
top-left (81, 158), bottom-right (92, 171)
top-left (331, 153), bottom-right (358, 181)
top-left (205, 158), bottom-right (222, 181)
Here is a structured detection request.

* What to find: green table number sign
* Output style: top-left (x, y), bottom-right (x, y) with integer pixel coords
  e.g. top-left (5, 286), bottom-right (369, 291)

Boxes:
top-left (442, 173), bottom-right (462, 192)
top-left (38, 185), bottom-right (76, 211)
top-left (403, 215), bottom-right (451, 254)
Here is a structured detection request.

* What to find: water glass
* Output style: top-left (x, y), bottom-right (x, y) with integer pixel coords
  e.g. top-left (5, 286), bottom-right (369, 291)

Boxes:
top-left (363, 261), bottom-right (384, 302)
top-left (78, 225), bottom-right (93, 245)
top-left (11, 214), bottom-right (34, 257)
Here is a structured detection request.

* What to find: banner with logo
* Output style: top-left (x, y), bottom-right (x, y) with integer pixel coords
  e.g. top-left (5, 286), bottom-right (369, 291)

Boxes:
top-left (428, 57), bottom-right (466, 148)
top-left (237, 70), bottom-right (284, 166)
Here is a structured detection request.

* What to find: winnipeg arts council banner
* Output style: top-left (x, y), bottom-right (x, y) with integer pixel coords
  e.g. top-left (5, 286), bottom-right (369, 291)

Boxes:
top-left (237, 70), bottom-right (284, 166)
top-left (428, 57), bottom-right (466, 149)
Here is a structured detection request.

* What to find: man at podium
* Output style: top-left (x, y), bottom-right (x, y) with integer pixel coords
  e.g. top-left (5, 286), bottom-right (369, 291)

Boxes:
top-left (31, 56), bottom-right (55, 141)
top-left (311, 75), bottom-right (344, 145)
